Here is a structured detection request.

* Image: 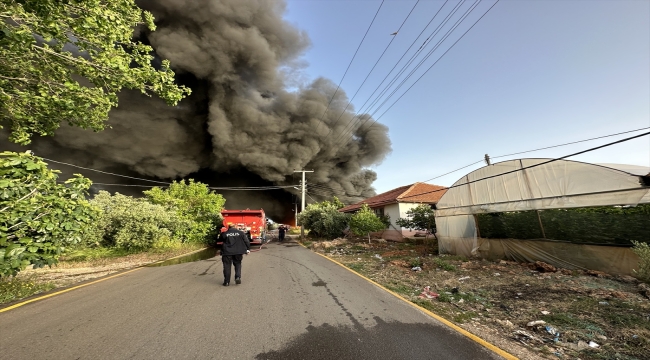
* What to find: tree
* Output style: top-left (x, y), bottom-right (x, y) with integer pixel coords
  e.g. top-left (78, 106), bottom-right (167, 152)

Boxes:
top-left (396, 204), bottom-right (437, 239)
top-left (144, 180), bottom-right (226, 244)
top-left (349, 204), bottom-right (386, 243)
top-left (298, 198), bottom-right (349, 240)
top-left (0, 151), bottom-right (97, 276)
top-left (1, 0), bottom-right (191, 144)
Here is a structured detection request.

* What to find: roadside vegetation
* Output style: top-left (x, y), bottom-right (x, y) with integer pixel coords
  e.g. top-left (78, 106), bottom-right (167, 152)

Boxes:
top-left (303, 237), bottom-right (650, 360)
top-left (1, 151), bottom-right (225, 304)
top-left (1, 0), bottom-right (195, 304)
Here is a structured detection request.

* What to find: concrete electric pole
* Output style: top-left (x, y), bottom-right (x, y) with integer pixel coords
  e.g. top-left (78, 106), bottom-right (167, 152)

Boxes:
top-left (294, 170), bottom-right (314, 239)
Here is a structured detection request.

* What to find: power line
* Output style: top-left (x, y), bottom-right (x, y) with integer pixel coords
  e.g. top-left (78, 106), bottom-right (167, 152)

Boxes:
top-left (419, 127), bottom-right (650, 184)
top-left (331, 0), bottom-right (468, 146)
top-left (337, 0), bottom-right (500, 148)
top-left (491, 126), bottom-right (650, 159)
top-left (322, 0), bottom-right (423, 141)
top-left (43, 157), bottom-right (172, 185)
top-left (314, 0), bottom-right (385, 131)
top-left (67, 182), bottom-right (296, 191)
top-left (400, 131), bottom-right (650, 200)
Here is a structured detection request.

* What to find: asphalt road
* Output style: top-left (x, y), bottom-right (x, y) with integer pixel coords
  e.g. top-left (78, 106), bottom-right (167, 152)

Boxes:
top-left (1, 241), bottom-right (504, 360)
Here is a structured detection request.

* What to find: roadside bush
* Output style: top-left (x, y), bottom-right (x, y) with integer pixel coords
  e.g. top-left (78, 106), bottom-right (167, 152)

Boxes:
top-left (631, 241), bottom-right (650, 283)
top-left (144, 179), bottom-right (225, 244)
top-left (350, 204), bottom-right (386, 242)
top-left (0, 151), bottom-right (97, 276)
top-left (299, 200), bottom-right (349, 240)
top-left (88, 191), bottom-right (193, 250)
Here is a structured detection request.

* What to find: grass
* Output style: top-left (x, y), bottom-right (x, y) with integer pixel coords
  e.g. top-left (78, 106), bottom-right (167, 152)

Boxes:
top-left (433, 258), bottom-right (456, 271)
top-left (301, 240), bottom-right (313, 248)
top-left (347, 263), bottom-right (365, 272)
top-left (0, 276), bottom-right (56, 304)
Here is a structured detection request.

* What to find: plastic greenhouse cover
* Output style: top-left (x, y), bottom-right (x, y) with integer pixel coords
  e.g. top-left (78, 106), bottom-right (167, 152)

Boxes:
top-left (435, 159), bottom-right (650, 217)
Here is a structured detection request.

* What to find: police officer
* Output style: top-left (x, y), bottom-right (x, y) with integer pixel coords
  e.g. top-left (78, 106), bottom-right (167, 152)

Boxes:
top-left (218, 223), bottom-right (250, 286)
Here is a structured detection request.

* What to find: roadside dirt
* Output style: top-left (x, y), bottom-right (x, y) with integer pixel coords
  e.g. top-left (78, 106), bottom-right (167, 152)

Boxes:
top-left (307, 238), bottom-right (650, 360)
top-left (15, 247), bottom-right (206, 288)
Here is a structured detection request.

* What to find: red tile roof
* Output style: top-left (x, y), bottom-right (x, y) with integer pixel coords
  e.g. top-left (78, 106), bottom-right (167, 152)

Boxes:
top-left (339, 183), bottom-right (447, 213)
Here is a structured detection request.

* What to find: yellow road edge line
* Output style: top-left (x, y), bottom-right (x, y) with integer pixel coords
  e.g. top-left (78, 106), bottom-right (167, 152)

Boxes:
top-left (0, 246), bottom-right (210, 314)
top-left (298, 242), bottom-right (518, 360)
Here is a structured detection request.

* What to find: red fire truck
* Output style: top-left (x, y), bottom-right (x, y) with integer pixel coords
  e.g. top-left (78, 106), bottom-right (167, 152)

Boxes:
top-left (219, 209), bottom-right (267, 245)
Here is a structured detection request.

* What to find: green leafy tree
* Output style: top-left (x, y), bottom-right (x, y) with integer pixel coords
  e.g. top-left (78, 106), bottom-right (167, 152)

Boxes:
top-left (396, 204), bottom-right (437, 239)
top-left (349, 204), bottom-right (385, 243)
top-left (1, 0), bottom-right (191, 144)
top-left (298, 198), bottom-right (349, 240)
top-left (144, 180), bottom-right (226, 244)
top-left (87, 191), bottom-right (193, 250)
top-left (0, 151), bottom-right (97, 276)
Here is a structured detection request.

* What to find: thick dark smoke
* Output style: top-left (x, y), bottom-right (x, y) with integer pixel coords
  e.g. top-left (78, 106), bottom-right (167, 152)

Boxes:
top-left (1, 0), bottom-right (391, 222)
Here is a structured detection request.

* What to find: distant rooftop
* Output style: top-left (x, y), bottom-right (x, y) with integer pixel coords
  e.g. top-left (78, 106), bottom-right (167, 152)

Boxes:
top-left (340, 182), bottom-right (447, 213)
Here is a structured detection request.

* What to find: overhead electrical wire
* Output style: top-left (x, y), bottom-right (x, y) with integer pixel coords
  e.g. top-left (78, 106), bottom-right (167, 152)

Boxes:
top-left (44, 158), bottom-right (297, 190)
top-left (399, 131), bottom-right (650, 200)
top-left (335, 0), bottom-right (500, 148)
top-left (314, 0), bottom-right (385, 131)
top-left (420, 126), bottom-right (650, 183)
top-left (330, 0), bottom-right (468, 146)
top-left (322, 0), bottom-right (422, 139)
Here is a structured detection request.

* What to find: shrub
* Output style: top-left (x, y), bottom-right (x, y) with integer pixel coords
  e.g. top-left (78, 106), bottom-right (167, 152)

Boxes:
top-left (631, 241), bottom-right (650, 282)
top-left (144, 180), bottom-right (226, 244)
top-left (350, 204), bottom-right (386, 242)
top-left (88, 191), bottom-right (193, 250)
top-left (0, 151), bottom-right (97, 276)
top-left (299, 201), bottom-right (349, 240)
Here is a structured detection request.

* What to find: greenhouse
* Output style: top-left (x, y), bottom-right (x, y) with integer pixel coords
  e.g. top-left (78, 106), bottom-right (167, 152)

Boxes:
top-left (434, 159), bottom-right (650, 274)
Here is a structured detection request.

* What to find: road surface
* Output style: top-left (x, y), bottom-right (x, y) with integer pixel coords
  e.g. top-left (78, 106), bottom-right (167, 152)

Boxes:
top-left (1, 241), bottom-right (504, 359)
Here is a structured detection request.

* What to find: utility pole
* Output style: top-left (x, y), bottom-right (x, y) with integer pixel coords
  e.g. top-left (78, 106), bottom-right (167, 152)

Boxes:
top-left (294, 170), bottom-right (314, 239)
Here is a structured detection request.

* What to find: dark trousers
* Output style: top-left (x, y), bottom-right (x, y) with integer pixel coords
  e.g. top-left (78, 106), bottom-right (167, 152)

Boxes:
top-left (279, 233), bottom-right (285, 242)
top-left (222, 254), bottom-right (243, 283)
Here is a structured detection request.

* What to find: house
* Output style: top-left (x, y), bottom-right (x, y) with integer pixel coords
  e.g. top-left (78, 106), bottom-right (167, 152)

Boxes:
top-left (340, 182), bottom-right (447, 241)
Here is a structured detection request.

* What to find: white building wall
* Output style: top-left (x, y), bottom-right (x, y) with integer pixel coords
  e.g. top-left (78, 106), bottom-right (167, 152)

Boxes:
top-left (397, 203), bottom-right (422, 230)
top-left (383, 203), bottom-right (402, 230)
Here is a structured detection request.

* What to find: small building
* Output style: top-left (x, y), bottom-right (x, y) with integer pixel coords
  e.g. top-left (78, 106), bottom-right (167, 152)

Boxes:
top-left (340, 182), bottom-right (447, 241)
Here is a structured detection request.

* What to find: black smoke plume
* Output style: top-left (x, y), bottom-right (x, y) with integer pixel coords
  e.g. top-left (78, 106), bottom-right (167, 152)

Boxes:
top-left (1, 0), bottom-right (391, 222)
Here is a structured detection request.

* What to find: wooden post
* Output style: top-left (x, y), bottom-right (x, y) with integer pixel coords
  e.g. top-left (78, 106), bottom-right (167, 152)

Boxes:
top-left (536, 210), bottom-right (546, 239)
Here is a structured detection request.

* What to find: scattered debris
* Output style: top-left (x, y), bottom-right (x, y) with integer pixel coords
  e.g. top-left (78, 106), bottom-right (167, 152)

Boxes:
top-left (494, 272), bottom-right (501, 276)
top-left (588, 341), bottom-right (600, 348)
top-left (530, 261), bottom-right (557, 273)
top-left (541, 310), bottom-right (550, 315)
top-left (599, 301), bottom-right (609, 305)
top-left (458, 298), bottom-right (465, 304)
top-left (418, 286), bottom-right (439, 299)
top-left (374, 254), bottom-right (383, 260)
top-left (527, 320), bottom-right (546, 327)
top-left (458, 276), bottom-right (470, 281)
top-left (411, 266), bottom-right (422, 272)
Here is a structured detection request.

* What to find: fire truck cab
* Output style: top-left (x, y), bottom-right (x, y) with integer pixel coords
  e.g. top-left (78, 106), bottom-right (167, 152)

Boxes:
top-left (219, 209), bottom-right (267, 245)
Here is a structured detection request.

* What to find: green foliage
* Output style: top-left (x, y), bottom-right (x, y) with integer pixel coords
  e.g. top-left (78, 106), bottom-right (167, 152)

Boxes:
top-left (0, 0), bottom-right (191, 144)
top-left (87, 191), bottom-right (193, 250)
top-left (396, 204), bottom-right (436, 234)
top-left (298, 200), bottom-right (349, 240)
top-left (631, 241), bottom-right (650, 282)
top-left (476, 205), bottom-right (650, 245)
top-left (144, 180), bottom-right (226, 244)
top-left (434, 258), bottom-right (456, 271)
top-left (349, 204), bottom-right (386, 238)
top-left (0, 151), bottom-right (97, 276)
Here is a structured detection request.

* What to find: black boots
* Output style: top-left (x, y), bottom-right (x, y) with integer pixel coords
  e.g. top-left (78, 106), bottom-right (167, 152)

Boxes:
top-left (235, 278), bottom-right (241, 285)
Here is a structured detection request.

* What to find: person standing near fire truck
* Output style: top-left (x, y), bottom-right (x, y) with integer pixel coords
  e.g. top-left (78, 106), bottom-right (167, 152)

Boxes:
top-left (219, 223), bottom-right (250, 286)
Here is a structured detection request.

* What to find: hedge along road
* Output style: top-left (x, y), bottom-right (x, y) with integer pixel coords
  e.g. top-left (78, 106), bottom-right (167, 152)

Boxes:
top-left (0, 241), bottom-right (510, 360)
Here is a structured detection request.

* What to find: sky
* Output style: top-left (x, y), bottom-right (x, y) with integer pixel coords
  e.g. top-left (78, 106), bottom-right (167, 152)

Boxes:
top-left (282, 0), bottom-right (650, 193)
